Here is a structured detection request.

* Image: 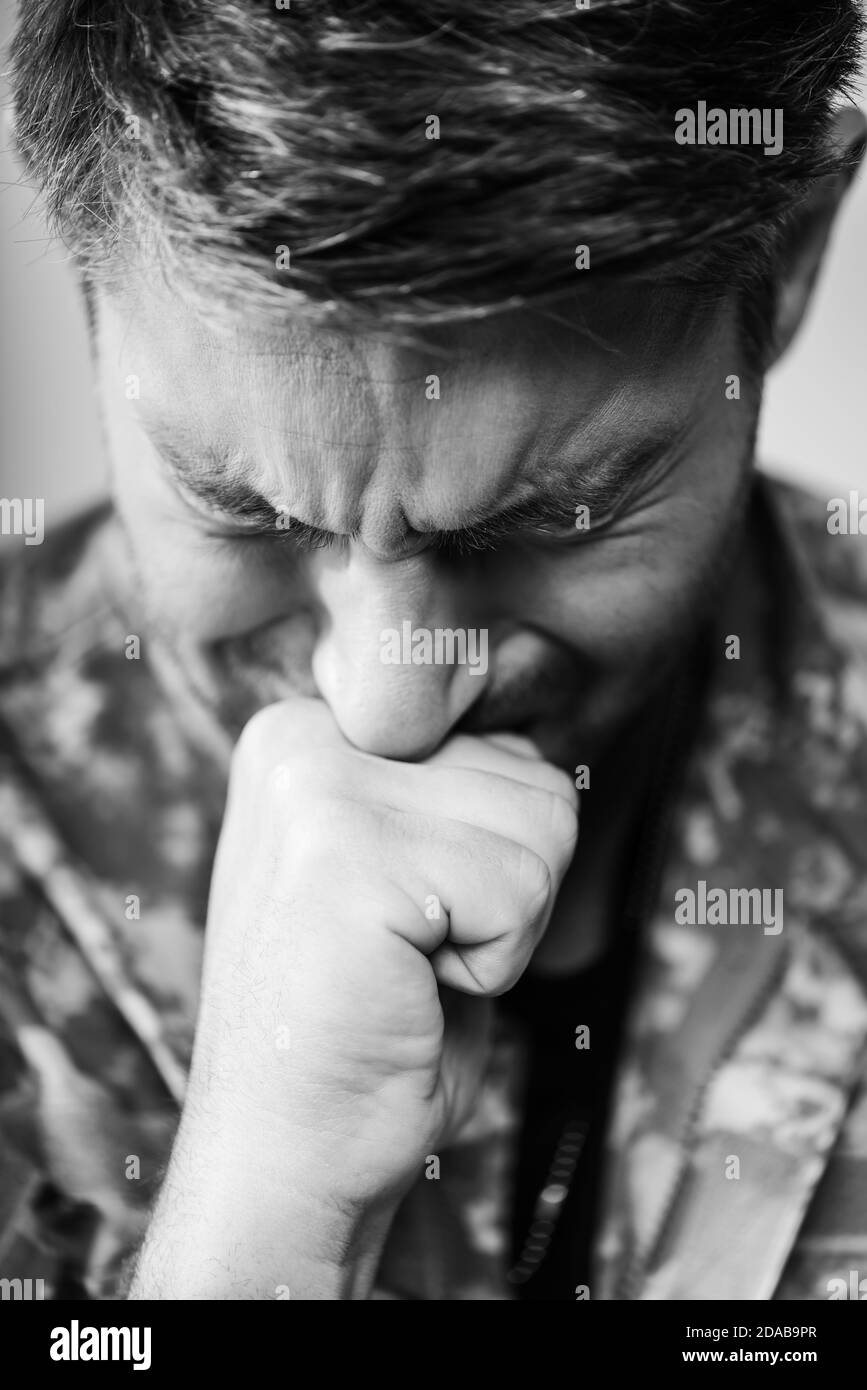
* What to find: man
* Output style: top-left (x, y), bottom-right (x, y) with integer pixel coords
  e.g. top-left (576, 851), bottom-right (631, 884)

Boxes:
top-left (1, 0), bottom-right (866, 1301)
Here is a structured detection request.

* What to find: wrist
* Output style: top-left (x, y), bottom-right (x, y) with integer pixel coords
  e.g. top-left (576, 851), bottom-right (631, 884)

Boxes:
top-left (130, 1094), bottom-right (399, 1299)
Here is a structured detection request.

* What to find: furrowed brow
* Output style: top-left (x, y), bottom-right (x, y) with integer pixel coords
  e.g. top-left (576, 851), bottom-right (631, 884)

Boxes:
top-left (437, 428), bottom-right (678, 545)
top-left (144, 425), bottom-right (297, 527)
top-left (144, 418), bottom-right (679, 548)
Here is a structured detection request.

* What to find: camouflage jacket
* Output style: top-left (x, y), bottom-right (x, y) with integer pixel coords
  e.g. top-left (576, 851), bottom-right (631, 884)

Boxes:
top-left (0, 475), bottom-right (866, 1301)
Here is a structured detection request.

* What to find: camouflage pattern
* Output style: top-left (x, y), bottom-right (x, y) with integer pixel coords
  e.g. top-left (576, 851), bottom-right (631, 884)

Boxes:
top-left (0, 477), bottom-right (866, 1301)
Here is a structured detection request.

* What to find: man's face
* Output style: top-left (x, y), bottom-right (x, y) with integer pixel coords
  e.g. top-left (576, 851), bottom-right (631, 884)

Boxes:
top-left (95, 278), bottom-right (759, 769)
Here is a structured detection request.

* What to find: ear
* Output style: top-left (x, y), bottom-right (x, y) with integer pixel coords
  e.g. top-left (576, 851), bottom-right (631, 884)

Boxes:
top-left (767, 105), bottom-right (866, 367)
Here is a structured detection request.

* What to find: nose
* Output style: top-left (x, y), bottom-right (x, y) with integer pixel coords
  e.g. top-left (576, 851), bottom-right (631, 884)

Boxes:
top-left (309, 546), bottom-right (490, 759)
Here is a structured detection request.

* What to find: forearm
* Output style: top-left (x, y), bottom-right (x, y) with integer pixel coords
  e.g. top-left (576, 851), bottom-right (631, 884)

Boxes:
top-left (128, 1103), bottom-right (398, 1300)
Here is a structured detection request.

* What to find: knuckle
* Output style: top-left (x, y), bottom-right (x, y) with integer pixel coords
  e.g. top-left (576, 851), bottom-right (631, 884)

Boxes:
top-left (490, 960), bottom-right (530, 997)
top-left (514, 845), bottom-right (553, 922)
top-left (264, 746), bottom-right (347, 810)
top-left (501, 934), bottom-right (534, 992)
top-left (281, 784), bottom-right (357, 870)
top-left (549, 764), bottom-right (579, 807)
top-left (263, 756), bottom-right (305, 808)
top-left (546, 790), bottom-right (579, 860)
top-left (475, 938), bottom-right (533, 997)
top-left (234, 703), bottom-right (285, 770)
top-left (453, 942), bottom-right (513, 997)
top-left (235, 698), bottom-right (334, 768)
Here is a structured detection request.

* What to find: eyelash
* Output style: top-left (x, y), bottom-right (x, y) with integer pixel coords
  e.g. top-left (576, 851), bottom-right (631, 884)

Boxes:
top-left (181, 489), bottom-right (336, 552)
top-left (273, 521), bottom-right (338, 552)
top-left (431, 525), bottom-right (518, 558)
top-left (208, 503), bottom-right (619, 555)
top-left (185, 478), bottom-right (635, 552)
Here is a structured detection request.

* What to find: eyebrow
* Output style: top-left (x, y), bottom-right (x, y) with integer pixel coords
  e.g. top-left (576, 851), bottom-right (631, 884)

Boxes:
top-left (143, 421), bottom-right (680, 553)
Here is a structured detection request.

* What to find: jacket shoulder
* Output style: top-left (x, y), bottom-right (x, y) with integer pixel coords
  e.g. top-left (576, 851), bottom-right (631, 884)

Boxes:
top-left (0, 504), bottom-right (122, 674)
top-left (767, 477), bottom-right (867, 659)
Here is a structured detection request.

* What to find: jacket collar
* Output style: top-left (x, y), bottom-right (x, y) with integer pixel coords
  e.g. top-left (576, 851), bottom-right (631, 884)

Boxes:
top-left (595, 477), bottom-right (867, 1299)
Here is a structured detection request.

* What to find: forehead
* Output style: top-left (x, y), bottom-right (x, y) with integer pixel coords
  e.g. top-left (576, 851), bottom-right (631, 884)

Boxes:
top-left (99, 277), bottom-right (734, 517)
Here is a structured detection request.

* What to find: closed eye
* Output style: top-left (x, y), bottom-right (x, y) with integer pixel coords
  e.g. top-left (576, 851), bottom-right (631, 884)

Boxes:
top-left (174, 481), bottom-right (342, 551)
top-left (165, 438), bottom-right (671, 554)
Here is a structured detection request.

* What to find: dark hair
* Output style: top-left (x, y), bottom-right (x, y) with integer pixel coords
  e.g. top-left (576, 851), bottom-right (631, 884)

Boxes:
top-left (10, 0), bottom-right (864, 338)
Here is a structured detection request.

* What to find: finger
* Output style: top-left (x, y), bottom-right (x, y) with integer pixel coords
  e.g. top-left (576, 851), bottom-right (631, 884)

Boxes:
top-left (394, 764), bottom-right (577, 886)
top-left (389, 818), bottom-right (555, 970)
top-left (478, 731), bottom-right (543, 760)
top-left (425, 732), bottom-right (577, 804)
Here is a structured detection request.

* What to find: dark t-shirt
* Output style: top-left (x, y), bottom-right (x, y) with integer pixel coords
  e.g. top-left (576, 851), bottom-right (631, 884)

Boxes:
top-left (501, 939), bottom-right (633, 1299)
top-left (500, 642), bottom-right (711, 1299)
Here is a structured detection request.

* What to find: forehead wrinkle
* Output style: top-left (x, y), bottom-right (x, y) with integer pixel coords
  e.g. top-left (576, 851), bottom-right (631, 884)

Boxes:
top-left (141, 397), bottom-right (651, 544)
top-left (399, 437), bottom-right (536, 535)
top-left (137, 401), bottom-right (420, 535)
top-left (138, 381), bottom-right (688, 540)
top-left (251, 352), bottom-right (433, 386)
top-left (236, 350), bottom-right (382, 514)
top-left (129, 281), bottom-right (721, 542)
top-left (247, 331), bottom-right (434, 429)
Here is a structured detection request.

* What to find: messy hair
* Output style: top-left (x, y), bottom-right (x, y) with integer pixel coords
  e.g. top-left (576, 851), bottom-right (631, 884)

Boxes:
top-left (10, 0), bottom-right (865, 336)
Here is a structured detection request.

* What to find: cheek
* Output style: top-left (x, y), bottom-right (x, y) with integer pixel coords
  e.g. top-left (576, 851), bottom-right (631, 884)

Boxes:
top-left (499, 418), bottom-right (753, 664)
top-left (115, 466), bottom-right (311, 642)
top-left (498, 493), bottom-right (741, 666)
top-left (139, 534), bottom-right (309, 642)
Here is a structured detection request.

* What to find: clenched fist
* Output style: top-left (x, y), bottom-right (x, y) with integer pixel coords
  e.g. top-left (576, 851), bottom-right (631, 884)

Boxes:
top-left (131, 698), bottom-right (578, 1299)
